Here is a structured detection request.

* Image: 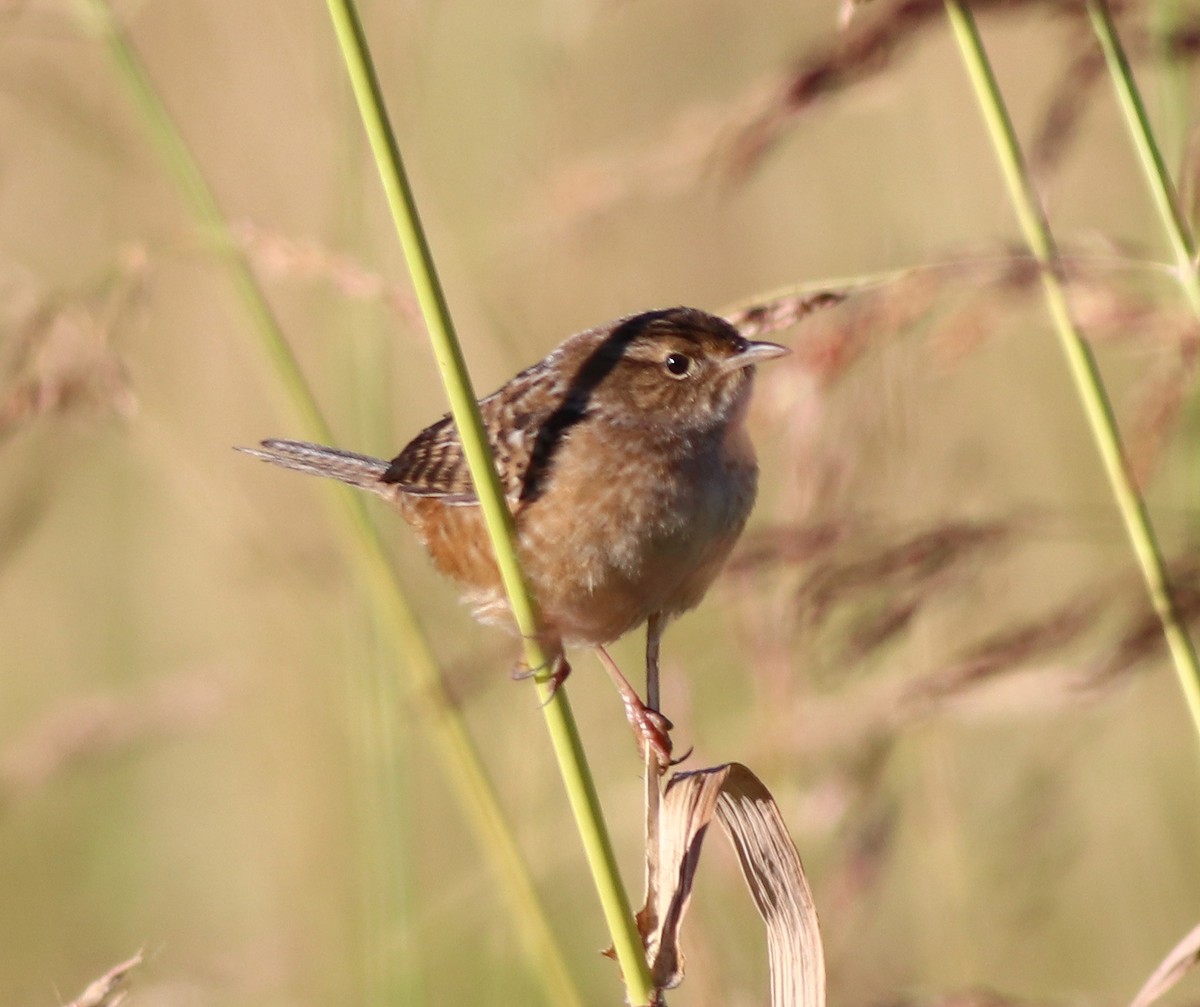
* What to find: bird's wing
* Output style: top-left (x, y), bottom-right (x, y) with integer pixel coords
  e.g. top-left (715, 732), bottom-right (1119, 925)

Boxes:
top-left (381, 362), bottom-right (566, 506)
top-left (380, 413), bottom-right (478, 502)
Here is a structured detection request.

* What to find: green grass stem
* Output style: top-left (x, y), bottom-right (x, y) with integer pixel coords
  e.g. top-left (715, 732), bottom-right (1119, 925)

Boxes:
top-left (943, 0), bottom-right (1200, 748)
top-left (75, 2), bottom-right (585, 1004)
top-left (323, 3), bottom-right (654, 1004)
top-left (1084, 0), bottom-right (1200, 315)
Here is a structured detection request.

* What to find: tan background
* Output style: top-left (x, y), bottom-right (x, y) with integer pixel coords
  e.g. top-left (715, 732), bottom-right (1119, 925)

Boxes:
top-left (1, 2), bottom-right (1198, 1005)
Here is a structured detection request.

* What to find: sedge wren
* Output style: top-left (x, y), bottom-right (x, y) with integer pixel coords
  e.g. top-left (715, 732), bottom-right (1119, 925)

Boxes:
top-left (240, 307), bottom-right (786, 762)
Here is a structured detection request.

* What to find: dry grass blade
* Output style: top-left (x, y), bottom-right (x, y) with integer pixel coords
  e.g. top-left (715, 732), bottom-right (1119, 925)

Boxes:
top-left (903, 596), bottom-right (1099, 708)
top-left (541, 5), bottom-right (1200, 221)
top-left (727, 520), bottom-right (849, 577)
top-left (724, 2), bottom-right (1200, 183)
top-left (1092, 560), bottom-right (1200, 683)
top-left (725, 0), bottom-right (948, 176)
top-left (1029, 10), bottom-right (1200, 189)
top-left (232, 220), bottom-right (420, 326)
top-left (1128, 921), bottom-right (1200, 1007)
top-left (65, 951), bottom-right (143, 1007)
top-left (643, 762), bottom-right (825, 1007)
top-left (724, 0), bottom-right (1054, 178)
top-left (540, 91), bottom-right (773, 226)
top-left (794, 520), bottom-right (1012, 632)
top-left (1028, 45), bottom-right (1106, 185)
top-left (1126, 328), bottom-right (1200, 487)
top-left (726, 290), bottom-right (850, 340)
top-left (0, 253), bottom-right (143, 443)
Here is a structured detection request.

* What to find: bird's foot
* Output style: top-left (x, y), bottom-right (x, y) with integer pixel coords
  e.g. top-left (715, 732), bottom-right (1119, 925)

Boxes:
top-left (595, 646), bottom-right (678, 769)
top-left (623, 694), bottom-right (675, 769)
top-left (511, 651), bottom-right (571, 702)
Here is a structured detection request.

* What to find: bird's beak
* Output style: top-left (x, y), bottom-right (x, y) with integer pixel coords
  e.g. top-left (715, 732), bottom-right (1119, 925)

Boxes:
top-left (721, 339), bottom-right (790, 372)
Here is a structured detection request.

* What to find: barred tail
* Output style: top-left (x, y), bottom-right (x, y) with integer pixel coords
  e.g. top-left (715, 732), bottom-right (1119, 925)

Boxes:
top-left (236, 439), bottom-right (390, 492)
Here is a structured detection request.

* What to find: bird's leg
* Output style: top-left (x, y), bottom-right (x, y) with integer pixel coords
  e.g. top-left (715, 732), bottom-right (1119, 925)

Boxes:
top-left (643, 613), bottom-right (691, 767)
top-left (648, 614), bottom-right (667, 724)
top-left (645, 612), bottom-right (663, 728)
top-left (595, 644), bottom-right (673, 765)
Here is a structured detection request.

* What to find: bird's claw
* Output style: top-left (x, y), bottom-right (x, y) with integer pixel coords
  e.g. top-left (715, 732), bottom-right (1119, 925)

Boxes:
top-left (512, 653), bottom-right (571, 704)
top-left (623, 697), bottom-right (675, 770)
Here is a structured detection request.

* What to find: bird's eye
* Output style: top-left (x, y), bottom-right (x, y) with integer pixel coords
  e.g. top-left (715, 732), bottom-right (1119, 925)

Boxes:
top-left (664, 352), bottom-right (692, 378)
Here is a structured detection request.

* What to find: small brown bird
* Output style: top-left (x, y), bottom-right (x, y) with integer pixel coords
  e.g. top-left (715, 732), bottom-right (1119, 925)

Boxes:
top-left (240, 307), bottom-right (786, 761)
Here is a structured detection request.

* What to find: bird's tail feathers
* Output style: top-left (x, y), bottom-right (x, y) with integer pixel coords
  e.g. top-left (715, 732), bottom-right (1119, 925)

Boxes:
top-left (237, 439), bottom-right (390, 492)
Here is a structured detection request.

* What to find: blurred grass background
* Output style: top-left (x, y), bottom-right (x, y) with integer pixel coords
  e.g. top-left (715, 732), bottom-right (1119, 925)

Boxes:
top-left (2, 1), bottom-right (1200, 1004)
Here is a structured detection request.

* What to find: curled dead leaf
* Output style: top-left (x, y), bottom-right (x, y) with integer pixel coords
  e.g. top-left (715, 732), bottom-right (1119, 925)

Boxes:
top-left (1129, 921), bottom-right (1200, 1007)
top-left (641, 762), bottom-right (825, 1007)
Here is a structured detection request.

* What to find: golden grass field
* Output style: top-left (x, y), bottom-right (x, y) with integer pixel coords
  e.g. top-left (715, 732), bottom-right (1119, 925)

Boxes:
top-left (2, 1), bottom-right (1199, 1004)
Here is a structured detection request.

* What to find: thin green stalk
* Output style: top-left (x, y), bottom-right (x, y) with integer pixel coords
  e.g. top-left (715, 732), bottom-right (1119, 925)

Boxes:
top-left (1085, 0), bottom-right (1200, 315)
top-left (324, 5), bottom-right (655, 1003)
top-left (943, 0), bottom-right (1200, 744)
top-left (75, 3), bottom-right (585, 1005)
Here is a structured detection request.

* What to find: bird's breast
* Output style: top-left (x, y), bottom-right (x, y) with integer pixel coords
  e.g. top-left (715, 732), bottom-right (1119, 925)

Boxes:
top-left (512, 415), bottom-right (759, 643)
